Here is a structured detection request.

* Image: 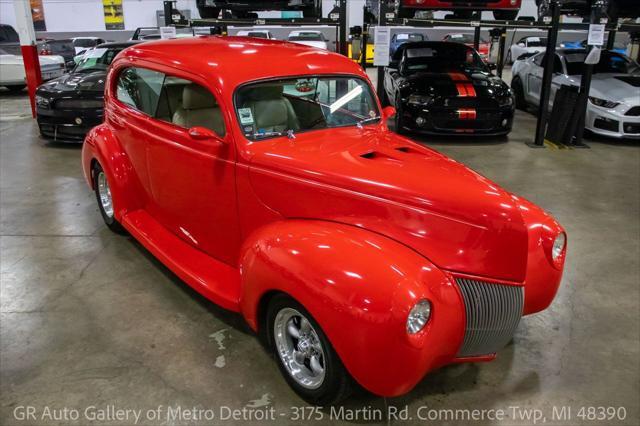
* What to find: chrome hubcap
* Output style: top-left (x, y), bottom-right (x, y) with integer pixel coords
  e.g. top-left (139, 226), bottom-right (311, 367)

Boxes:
top-left (97, 171), bottom-right (114, 219)
top-left (274, 308), bottom-right (326, 389)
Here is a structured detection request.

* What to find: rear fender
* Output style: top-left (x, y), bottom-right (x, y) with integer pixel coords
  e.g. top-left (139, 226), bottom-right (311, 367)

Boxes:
top-left (82, 124), bottom-right (143, 221)
top-left (239, 220), bottom-right (465, 396)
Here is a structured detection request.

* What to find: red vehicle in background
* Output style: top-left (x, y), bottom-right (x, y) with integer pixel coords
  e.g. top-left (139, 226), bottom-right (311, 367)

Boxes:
top-left (443, 33), bottom-right (490, 60)
top-left (400, 0), bottom-right (521, 20)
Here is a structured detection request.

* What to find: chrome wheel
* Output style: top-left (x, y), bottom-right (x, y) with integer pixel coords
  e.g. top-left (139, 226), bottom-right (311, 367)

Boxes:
top-left (273, 308), bottom-right (326, 390)
top-left (97, 171), bottom-right (114, 219)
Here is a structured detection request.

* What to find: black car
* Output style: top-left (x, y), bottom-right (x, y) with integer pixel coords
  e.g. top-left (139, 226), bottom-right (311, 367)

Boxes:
top-left (383, 41), bottom-right (515, 136)
top-left (36, 41), bottom-right (139, 142)
top-left (196, 0), bottom-right (320, 19)
top-left (536, 0), bottom-right (638, 19)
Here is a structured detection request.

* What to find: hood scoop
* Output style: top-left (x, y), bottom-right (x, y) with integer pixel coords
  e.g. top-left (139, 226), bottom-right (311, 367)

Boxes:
top-left (360, 150), bottom-right (399, 161)
top-left (394, 146), bottom-right (427, 155)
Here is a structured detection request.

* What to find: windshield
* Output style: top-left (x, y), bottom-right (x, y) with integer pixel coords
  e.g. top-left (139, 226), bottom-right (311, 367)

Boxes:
top-left (245, 32), bottom-right (269, 38)
top-left (48, 40), bottom-right (74, 53)
top-left (74, 47), bottom-right (122, 72)
top-left (74, 39), bottom-right (97, 48)
top-left (235, 76), bottom-right (379, 141)
top-left (397, 33), bottom-right (424, 42)
top-left (448, 34), bottom-right (487, 44)
top-left (403, 44), bottom-right (488, 73)
top-left (288, 32), bottom-right (324, 41)
top-left (527, 37), bottom-right (547, 47)
top-left (564, 51), bottom-right (639, 75)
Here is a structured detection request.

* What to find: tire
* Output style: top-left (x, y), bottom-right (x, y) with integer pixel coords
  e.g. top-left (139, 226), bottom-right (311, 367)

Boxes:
top-left (397, 7), bottom-right (414, 19)
top-left (302, 5), bottom-right (319, 18)
top-left (537, 0), bottom-right (550, 20)
top-left (511, 77), bottom-right (527, 110)
top-left (453, 10), bottom-right (474, 19)
top-left (197, 6), bottom-right (220, 19)
top-left (6, 85), bottom-right (26, 93)
top-left (92, 162), bottom-right (126, 234)
top-left (494, 10), bottom-right (518, 20)
top-left (266, 294), bottom-right (352, 405)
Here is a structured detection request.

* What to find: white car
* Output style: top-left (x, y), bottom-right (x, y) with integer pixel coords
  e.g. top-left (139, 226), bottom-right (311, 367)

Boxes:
top-left (511, 49), bottom-right (640, 139)
top-left (0, 49), bottom-right (66, 92)
top-left (287, 30), bottom-right (329, 50)
top-left (507, 36), bottom-right (547, 64)
top-left (71, 37), bottom-right (106, 55)
top-left (236, 30), bottom-right (276, 40)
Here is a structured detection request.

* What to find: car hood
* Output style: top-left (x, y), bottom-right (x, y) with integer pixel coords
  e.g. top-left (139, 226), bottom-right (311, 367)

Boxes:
top-left (0, 54), bottom-right (64, 66)
top-left (403, 69), bottom-right (510, 98)
top-left (562, 73), bottom-right (640, 104)
top-left (246, 127), bottom-right (529, 282)
top-left (37, 70), bottom-right (106, 94)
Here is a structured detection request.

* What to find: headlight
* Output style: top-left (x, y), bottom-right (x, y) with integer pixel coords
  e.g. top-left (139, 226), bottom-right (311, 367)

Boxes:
top-left (406, 300), bottom-right (431, 334)
top-left (588, 97), bottom-right (619, 109)
top-left (407, 94), bottom-right (433, 106)
top-left (552, 232), bottom-right (566, 262)
top-left (498, 95), bottom-right (514, 107)
top-left (35, 95), bottom-right (50, 108)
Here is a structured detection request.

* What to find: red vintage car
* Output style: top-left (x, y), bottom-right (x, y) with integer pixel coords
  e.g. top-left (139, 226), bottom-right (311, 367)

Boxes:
top-left (82, 36), bottom-right (566, 404)
top-left (400, 0), bottom-right (521, 20)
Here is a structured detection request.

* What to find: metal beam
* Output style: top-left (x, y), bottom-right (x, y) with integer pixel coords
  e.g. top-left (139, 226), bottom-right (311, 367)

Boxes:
top-left (531, 0), bottom-right (561, 148)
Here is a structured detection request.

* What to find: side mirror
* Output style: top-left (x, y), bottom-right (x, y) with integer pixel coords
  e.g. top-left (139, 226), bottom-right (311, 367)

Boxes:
top-left (382, 106), bottom-right (396, 120)
top-left (188, 126), bottom-right (223, 142)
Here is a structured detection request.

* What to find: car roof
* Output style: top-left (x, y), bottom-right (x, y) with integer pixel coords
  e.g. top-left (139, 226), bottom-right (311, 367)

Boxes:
top-left (97, 41), bottom-right (141, 49)
top-left (118, 36), bottom-right (364, 90)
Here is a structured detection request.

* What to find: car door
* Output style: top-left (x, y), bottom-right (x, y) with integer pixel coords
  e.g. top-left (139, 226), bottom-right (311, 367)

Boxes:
top-left (526, 52), bottom-right (545, 104)
top-left (143, 71), bottom-right (240, 266)
top-left (110, 66), bottom-right (166, 208)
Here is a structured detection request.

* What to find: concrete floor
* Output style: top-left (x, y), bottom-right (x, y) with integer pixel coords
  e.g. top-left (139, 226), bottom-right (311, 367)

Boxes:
top-left (1, 87), bottom-right (639, 426)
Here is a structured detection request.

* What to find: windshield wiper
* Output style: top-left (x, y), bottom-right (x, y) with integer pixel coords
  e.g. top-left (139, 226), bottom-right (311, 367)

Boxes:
top-left (356, 116), bottom-right (380, 128)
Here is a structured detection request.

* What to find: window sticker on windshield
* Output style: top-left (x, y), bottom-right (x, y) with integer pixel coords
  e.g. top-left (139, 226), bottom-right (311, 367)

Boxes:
top-left (238, 108), bottom-right (254, 125)
top-left (86, 48), bottom-right (108, 58)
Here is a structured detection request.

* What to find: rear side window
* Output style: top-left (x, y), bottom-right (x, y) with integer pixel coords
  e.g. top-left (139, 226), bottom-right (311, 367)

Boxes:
top-left (116, 67), bottom-right (164, 115)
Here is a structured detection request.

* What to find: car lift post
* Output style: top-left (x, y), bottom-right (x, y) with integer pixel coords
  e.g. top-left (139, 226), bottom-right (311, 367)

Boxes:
top-left (606, 17), bottom-right (617, 50)
top-left (496, 28), bottom-right (507, 77)
top-left (338, 0), bottom-right (348, 56)
top-left (13, 0), bottom-right (42, 118)
top-left (571, 0), bottom-right (606, 148)
top-left (473, 24), bottom-right (481, 51)
top-left (376, 1), bottom-right (395, 100)
top-left (530, 0), bottom-right (560, 148)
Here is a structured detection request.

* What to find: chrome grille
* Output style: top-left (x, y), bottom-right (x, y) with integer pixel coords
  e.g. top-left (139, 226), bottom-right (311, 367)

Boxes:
top-left (456, 277), bottom-right (524, 357)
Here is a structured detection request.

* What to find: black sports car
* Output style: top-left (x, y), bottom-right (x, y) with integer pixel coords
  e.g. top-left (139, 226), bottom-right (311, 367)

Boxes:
top-left (383, 41), bottom-right (515, 136)
top-left (36, 41), bottom-right (139, 142)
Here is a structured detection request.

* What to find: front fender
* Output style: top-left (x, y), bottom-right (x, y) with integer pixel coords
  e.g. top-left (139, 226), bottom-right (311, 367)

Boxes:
top-left (239, 220), bottom-right (465, 397)
top-left (82, 124), bottom-right (143, 221)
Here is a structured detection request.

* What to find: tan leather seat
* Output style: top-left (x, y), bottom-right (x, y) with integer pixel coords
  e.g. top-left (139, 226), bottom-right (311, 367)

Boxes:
top-left (242, 86), bottom-right (300, 134)
top-left (172, 85), bottom-right (225, 136)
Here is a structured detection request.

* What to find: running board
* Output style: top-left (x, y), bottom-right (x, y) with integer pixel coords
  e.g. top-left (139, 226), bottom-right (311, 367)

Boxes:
top-left (122, 210), bottom-right (241, 312)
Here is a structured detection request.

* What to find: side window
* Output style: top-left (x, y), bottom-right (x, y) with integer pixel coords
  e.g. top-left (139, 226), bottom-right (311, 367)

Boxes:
top-left (155, 76), bottom-right (226, 137)
top-left (116, 67), bottom-right (164, 115)
top-left (553, 55), bottom-right (564, 74)
top-left (533, 52), bottom-right (544, 67)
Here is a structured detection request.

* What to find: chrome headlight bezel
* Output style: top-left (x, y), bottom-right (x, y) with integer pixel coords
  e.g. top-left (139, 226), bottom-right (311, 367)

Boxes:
top-left (406, 300), bottom-right (432, 334)
top-left (552, 232), bottom-right (566, 262)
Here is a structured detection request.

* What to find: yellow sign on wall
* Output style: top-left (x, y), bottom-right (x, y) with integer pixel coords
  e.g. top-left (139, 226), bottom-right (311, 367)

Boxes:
top-left (103, 0), bottom-right (125, 30)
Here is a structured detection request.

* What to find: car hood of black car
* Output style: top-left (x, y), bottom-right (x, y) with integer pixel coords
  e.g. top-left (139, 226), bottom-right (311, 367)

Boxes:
top-left (37, 70), bottom-right (106, 94)
top-left (402, 69), bottom-right (509, 97)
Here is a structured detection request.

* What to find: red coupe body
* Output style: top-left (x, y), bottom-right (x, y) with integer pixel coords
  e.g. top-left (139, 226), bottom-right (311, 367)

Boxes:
top-left (82, 37), bottom-right (565, 398)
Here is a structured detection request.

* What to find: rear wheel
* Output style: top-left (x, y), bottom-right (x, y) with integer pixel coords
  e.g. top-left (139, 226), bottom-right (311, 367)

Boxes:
top-left (197, 6), bottom-right (220, 19)
top-left (511, 77), bottom-right (527, 110)
top-left (93, 162), bottom-right (126, 234)
top-left (453, 10), bottom-right (474, 19)
top-left (266, 294), bottom-right (352, 405)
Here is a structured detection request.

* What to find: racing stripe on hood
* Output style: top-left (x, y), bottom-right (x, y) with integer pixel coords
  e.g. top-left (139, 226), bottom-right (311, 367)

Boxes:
top-left (449, 72), bottom-right (476, 97)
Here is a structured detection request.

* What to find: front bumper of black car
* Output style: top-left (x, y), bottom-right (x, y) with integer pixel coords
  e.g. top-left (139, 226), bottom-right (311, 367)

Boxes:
top-left (36, 96), bottom-right (103, 142)
top-left (400, 101), bottom-right (515, 136)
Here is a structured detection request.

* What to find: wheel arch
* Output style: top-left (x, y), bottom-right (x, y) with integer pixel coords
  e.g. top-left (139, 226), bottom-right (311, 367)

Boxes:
top-left (238, 219), bottom-right (465, 396)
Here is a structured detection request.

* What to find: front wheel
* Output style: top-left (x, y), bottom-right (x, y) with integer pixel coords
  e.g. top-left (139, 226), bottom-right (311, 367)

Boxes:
top-left (93, 162), bottom-right (126, 234)
top-left (197, 6), bottom-right (220, 19)
top-left (266, 294), bottom-right (352, 405)
top-left (494, 10), bottom-right (518, 20)
top-left (511, 77), bottom-right (527, 110)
